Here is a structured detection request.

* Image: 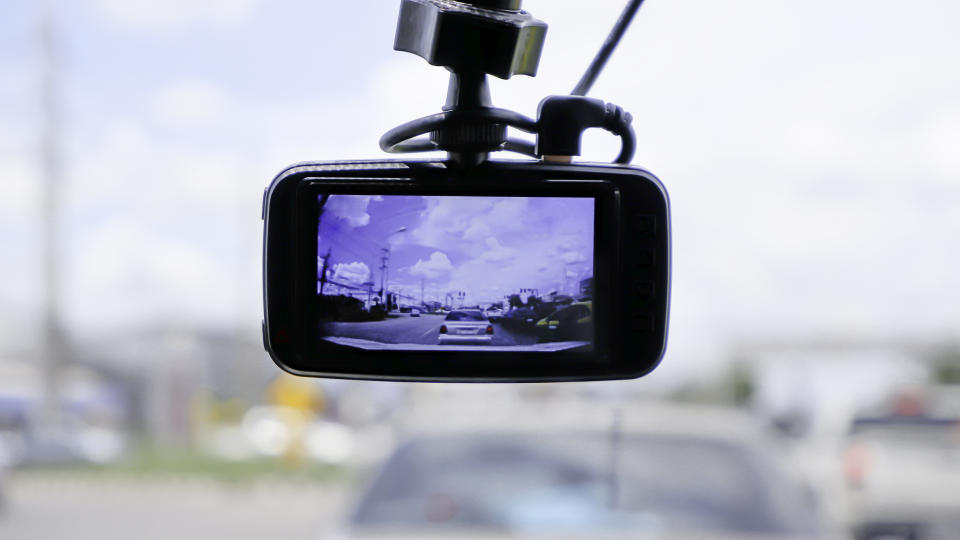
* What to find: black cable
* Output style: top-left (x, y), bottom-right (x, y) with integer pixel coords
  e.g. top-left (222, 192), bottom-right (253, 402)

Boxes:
top-left (389, 138), bottom-right (439, 154)
top-left (571, 0), bottom-right (646, 97)
top-left (380, 109), bottom-right (537, 154)
top-left (604, 102), bottom-right (636, 164)
top-left (614, 122), bottom-right (635, 164)
top-left (502, 139), bottom-right (537, 157)
top-left (536, 96), bottom-right (635, 164)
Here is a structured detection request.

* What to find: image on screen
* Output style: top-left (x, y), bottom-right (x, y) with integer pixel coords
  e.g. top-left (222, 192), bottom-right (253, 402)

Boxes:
top-left (316, 194), bottom-right (595, 352)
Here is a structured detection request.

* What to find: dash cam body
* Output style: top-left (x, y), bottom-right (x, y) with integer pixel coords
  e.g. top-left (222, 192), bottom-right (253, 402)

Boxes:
top-left (262, 0), bottom-right (671, 382)
top-left (263, 159), bottom-right (670, 382)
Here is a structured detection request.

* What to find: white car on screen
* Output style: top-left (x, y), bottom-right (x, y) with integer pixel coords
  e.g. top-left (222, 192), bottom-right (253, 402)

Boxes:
top-left (483, 307), bottom-right (503, 321)
top-left (438, 310), bottom-right (493, 344)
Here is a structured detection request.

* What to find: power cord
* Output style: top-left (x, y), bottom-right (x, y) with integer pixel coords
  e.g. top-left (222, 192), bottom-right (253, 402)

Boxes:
top-left (536, 96), bottom-right (636, 164)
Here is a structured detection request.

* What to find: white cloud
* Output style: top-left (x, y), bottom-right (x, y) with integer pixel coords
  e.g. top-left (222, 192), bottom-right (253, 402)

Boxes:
top-left (150, 81), bottom-right (230, 127)
top-left (924, 105), bottom-right (960, 179)
top-left (64, 219), bottom-right (237, 332)
top-left (93, 0), bottom-right (264, 33)
top-left (332, 261), bottom-right (370, 285)
top-left (0, 157), bottom-right (40, 218)
top-left (411, 197), bottom-right (493, 248)
top-left (325, 195), bottom-right (378, 228)
top-left (67, 119), bottom-right (150, 207)
top-left (462, 219), bottom-right (492, 242)
top-left (396, 196), bottom-right (595, 301)
top-left (408, 251), bottom-right (454, 280)
top-left (561, 251), bottom-right (586, 264)
top-left (487, 198), bottom-right (528, 226)
top-left (480, 237), bottom-right (517, 263)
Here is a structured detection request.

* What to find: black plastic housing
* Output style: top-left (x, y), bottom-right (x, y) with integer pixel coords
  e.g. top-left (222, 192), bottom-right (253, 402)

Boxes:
top-left (262, 159), bottom-right (670, 382)
top-left (394, 0), bottom-right (547, 79)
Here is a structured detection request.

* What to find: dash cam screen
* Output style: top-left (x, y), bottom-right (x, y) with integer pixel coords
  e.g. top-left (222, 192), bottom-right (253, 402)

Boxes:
top-left (316, 194), bottom-right (596, 352)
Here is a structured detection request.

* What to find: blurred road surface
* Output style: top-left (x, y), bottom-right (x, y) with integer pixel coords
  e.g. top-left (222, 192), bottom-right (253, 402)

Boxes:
top-left (325, 314), bottom-right (537, 346)
top-left (0, 473), bottom-right (349, 540)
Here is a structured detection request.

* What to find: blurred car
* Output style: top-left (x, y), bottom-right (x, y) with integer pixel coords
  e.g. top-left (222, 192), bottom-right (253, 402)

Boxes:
top-left (843, 416), bottom-right (960, 539)
top-left (340, 403), bottom-right (836, 540)
top-left (484, 307), bottom-right (504, 322)
top-left (502, 307), bottom-right (538, 330)
top-left (535, 301), bottom-right (592, 342)
top-left (410, 308), bottom-right (421, 317)
top-left (438, 310), bottom-right (494, 345)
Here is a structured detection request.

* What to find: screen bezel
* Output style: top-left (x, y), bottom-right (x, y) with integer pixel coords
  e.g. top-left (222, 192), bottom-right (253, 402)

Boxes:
top-left (294, 179), bottom-right (615, 379)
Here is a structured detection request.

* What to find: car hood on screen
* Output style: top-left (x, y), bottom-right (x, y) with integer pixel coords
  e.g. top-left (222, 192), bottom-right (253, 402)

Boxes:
top-left (323, 336), bottom-right (589, 352)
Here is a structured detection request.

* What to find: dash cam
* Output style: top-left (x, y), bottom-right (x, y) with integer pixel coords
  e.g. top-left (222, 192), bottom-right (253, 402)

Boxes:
top-left (263, 160), bottom-right (669, 381)
top-left (262, 0), bottom-right (670, 382)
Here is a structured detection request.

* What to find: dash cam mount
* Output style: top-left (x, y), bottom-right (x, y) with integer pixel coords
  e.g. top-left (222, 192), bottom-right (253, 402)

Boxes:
top-left (381, 0), bottom-right (637, 167)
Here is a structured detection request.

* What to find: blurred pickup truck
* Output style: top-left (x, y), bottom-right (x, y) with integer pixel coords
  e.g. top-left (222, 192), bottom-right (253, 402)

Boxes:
top-left (843, 416), bottom-right (960, 540)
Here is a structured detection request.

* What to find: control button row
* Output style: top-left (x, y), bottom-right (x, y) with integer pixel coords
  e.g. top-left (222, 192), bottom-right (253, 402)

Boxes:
top-left (636, 249), bottom-right (655, 268)
top-left (634, 214), bottom-right (656, 237)
top-left (634, 281), bottom-right (655, 301)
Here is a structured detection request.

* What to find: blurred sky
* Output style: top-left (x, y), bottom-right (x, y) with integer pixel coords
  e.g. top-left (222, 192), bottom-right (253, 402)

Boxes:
top-left (1, 0), bottom-right (960, 381)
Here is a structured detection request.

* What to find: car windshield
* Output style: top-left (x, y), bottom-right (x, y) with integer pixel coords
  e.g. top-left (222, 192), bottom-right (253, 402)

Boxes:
top-left (3, 1), bottom-right (960, 539)
top-left (353, 433), bottom-right (816, 535)
top-left (445, 311), bottom-right (486, 322)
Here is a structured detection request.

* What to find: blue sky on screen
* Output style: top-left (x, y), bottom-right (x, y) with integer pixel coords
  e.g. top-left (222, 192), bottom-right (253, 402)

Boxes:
top-left (318, 195), bottom-right (594, 305)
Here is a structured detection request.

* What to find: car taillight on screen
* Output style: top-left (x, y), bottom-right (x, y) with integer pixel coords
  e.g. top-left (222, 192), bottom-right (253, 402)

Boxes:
top-left (486, 325), bottom-right (494, 334)
top-left (440, 325), bottom-right (447, 334)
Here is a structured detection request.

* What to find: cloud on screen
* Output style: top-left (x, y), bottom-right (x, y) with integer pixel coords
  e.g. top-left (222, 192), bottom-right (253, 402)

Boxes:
top-left (333, 261), bottom-right (371, 285)
top-left (409, 252), bottom-right (454, 280)
top-left (324, 195), bottom-right (379, 228)
top-left (400, 196), bottom-right (594, 302)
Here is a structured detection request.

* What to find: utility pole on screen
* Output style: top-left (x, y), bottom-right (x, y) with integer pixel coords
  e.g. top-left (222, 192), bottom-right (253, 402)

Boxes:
top-left (379, 249), bottom-right (389, 303)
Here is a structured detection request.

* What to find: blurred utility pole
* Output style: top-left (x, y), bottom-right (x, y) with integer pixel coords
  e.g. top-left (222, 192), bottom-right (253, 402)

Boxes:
top-left (39, 9), bottom-right (65, 429)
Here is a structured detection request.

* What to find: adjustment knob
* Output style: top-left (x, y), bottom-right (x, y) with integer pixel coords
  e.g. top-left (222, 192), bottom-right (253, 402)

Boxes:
top-left (394, 0), bottom-right (547, 79)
